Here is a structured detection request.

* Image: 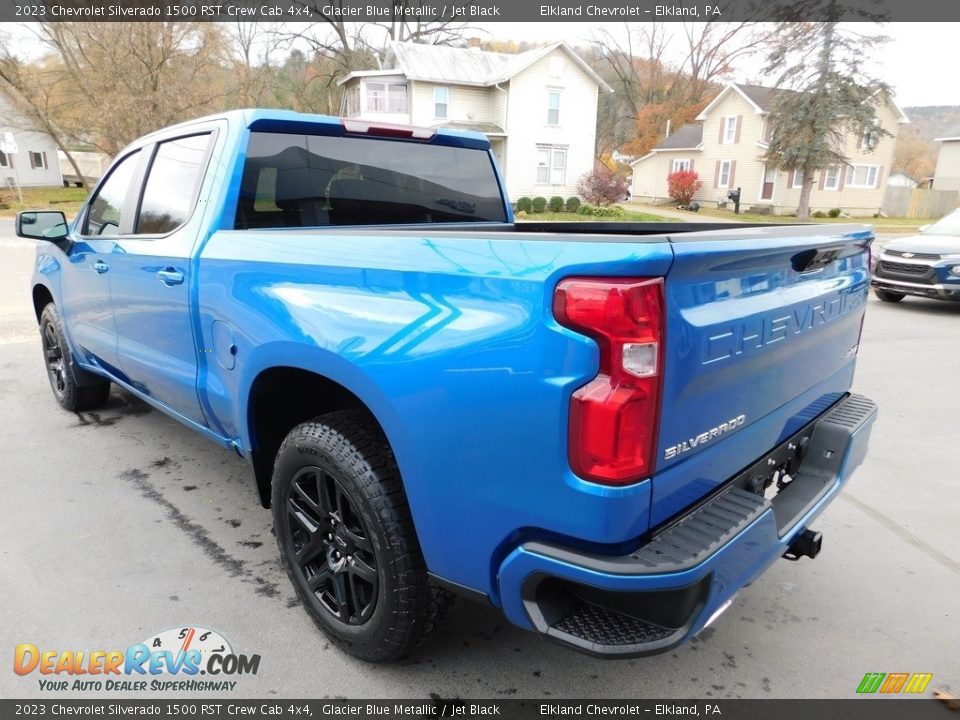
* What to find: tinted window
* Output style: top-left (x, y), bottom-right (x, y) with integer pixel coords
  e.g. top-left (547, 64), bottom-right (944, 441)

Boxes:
top-left (137, 133), bottom-right (212, 234)
top-left (84, 151), bottom-right (140, 236)
top-left (234, 131), bottom-right (506, 229)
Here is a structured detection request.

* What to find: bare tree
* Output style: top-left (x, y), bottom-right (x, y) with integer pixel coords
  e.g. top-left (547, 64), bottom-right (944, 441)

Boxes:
top-left (0, 35), bottom-right (89, 186)
top-left (590, 22), bottom-right (767, 158)
top-left (34, 22), bottom-right (231, 155)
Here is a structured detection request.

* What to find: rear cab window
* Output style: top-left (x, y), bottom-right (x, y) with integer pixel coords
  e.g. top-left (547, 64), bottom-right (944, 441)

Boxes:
top-left (234, 131), bottom-right (507, 229)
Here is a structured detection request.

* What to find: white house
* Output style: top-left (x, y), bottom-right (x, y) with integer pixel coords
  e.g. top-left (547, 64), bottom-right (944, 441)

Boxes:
top-left (339, 41), bottom-right (612, 201)
top-left (886, 171), bottom-right (918, 188)
top-left (0, 91), bottom-right (63, 188)
top-left (933, 124), bottom-right (960, 191)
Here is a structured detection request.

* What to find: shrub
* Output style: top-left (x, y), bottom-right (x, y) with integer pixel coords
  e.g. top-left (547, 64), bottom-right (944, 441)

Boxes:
top-left (666, 170), bottom-right (702, 206)
top-left (812, 210), bottom-right (827, 218)
top-left (577, 204), bottom-right (625, 218)
top-left (532, 196), bottom-right (547, 213)
top-left (515, 196), bottom-right (533, 213)
top-left (828, 208), bottom-right (841, 218)
top-left (548, 196), bottom-right (565, 213)
top-left (576, 165), bottom-right (630, 207)
top-left (565, 196), bottom-right (581, 212)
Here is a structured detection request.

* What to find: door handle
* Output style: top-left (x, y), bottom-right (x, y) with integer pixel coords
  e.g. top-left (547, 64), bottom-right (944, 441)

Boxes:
top-left (157, 268), bottom-right (185, 286)
top-left (93, 260), bottom-right (109, 274)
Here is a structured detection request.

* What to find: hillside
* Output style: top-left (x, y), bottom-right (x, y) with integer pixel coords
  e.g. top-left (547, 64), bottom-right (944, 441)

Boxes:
top-left (903, 106), bottom-right (960, 139)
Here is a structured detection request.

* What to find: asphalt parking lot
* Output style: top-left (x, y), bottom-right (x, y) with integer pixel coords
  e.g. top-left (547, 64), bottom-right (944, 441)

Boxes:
top-left (1, 223), bottom-right (957, 700)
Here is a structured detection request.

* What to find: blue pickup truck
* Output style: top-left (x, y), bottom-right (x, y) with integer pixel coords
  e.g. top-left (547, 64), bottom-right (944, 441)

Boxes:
top-left (20, 110), bottom-right (877, 662)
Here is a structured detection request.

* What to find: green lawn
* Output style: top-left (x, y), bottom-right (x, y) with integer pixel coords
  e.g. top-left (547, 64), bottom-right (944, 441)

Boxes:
top-left (689, 206), bottom-right (932, 234)
top-left (517, 210), bottom-right (673, 223)
top-left (0, 185), bottom-right (89, 218)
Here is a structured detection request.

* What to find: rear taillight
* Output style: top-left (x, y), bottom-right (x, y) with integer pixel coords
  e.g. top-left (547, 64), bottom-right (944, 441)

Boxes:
top-left (553, 277), bottom-right (665, 485)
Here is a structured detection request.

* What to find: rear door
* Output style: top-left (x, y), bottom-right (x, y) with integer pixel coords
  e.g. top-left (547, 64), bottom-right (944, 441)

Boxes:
top-left (109, 130), bottom-right (216, 426)
top-left (653, 225), bottom-right (872, 520)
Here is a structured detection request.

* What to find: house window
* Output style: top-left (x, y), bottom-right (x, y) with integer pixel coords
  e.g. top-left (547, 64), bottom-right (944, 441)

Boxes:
top-left (792, 169), bottom-right (805, 189)
top-left (536, 146), bottom-right (566, 185)
top-left (846, 164), bottom-right (879, 188)
top-left (718, 159), bottom-right (732, 187)
top-left (434, 87), bottom-right (449, 119)
top-left (547, 91), bottom-right (561, 127)
top-left (29, 151), bottom-right (47, 170)
top-left (722, 116), bottom-right (737, 144)
top-left (345, 86), bottom-right (360, 117)
top-left (860, 119), bottom-right (881, 150)
top-left (366, 82), bottom-right (407, 113)
top-left (0, 150), bottom-right (8, 168)
top-left (823, 166), bottom-right (840, 190)
top-left (671, 159), bottom-right (691, 173)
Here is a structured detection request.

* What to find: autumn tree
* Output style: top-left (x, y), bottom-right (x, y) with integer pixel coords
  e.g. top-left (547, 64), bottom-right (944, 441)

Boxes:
top-left (761, 16), bottom-right (890, 220)
top-left (590, 22), bottom-right (769, 159)
top-left (893, 128), bottom-right (936, 182)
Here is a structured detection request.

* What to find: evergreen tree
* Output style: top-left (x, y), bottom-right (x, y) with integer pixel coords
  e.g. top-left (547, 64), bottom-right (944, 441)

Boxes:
top-left (762, 16), bottom-right (890, 220)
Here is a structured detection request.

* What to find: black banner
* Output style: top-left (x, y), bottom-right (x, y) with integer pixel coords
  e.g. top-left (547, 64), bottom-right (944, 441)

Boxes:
top-left (6, 0), bottom-right (960, 23)
top-left (0, 699), bottom-right (950, 719)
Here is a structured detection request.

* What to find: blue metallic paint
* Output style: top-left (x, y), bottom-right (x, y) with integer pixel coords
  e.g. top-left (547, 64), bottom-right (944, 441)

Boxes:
top-left (30, 110), bottom-right (874, 634)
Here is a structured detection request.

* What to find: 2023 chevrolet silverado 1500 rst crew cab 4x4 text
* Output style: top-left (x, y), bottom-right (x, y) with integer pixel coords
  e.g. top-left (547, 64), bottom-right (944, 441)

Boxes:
top-left (20, 110), bottom-right (877, 662)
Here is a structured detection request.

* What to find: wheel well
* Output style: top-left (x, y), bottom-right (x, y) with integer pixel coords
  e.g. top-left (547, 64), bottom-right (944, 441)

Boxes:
top-left (33, 285), bottom-right (54, 322)
top-left (248, 367), bottom-right (375, 508)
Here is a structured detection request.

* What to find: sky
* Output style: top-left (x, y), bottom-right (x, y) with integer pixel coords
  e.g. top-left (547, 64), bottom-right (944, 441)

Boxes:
top-left (464, 22), bottom-right (958, 108)
top-left (3, 21), bottom-right (956, 108)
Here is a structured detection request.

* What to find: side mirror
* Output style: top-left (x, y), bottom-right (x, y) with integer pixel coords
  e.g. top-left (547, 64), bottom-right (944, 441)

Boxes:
top-left (918, 224), bottom-right (931, 233)
top-left (16, 210), bottom-right (68, 241)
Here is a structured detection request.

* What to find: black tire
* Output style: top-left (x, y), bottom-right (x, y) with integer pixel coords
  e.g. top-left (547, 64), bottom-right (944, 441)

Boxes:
top-left (874, 289), bottom-right (905, 303)
top-left (271, 409), bottom-right (455, 662)
top-left (39, 303), bottom-right (111, 412)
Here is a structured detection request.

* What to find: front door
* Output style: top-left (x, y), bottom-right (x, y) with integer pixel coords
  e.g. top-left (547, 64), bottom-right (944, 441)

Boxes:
top-left (761, 165), bottom-right (776, 201)
top-left (61, 149), bottom-right (143, 375)
top-left (109, 132), bottom-right (215, 426)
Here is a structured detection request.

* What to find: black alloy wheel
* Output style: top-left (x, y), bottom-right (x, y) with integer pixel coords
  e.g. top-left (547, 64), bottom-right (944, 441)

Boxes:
top-left (38, 303), bottom-right (111, 412)
top-left (41, 315), bottom-right (67, 400)
top-left (287, 466), bottom-right (378, 625)
top-left (271, 410), bottom-right (457, 662)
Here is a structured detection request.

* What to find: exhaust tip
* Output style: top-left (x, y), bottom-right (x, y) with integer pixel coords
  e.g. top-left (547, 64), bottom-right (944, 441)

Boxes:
top-left (783, 529), bottom-right (822, 561)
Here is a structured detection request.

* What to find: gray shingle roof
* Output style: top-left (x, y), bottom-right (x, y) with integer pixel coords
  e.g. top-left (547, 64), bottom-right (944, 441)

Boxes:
top-left (737, 84), bottom-right (784, 111)
top-left (655, 124), bottom-right (703, 150)
top-left (936, 122), bottom-right (960, 140)
top-left (377, 41), bottom-right (612, 92)
top-left (386, 43), bottom-right (515, 86)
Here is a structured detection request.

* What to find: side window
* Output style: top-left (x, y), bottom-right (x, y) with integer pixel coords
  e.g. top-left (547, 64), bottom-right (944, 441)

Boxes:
top-left (84, 150), bottom-right (141, 236)
top-left (137, 133), bottom-right (212, 235)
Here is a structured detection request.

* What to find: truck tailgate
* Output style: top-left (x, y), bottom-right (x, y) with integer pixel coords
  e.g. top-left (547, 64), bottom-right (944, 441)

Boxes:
top-left (654, 225), bottom-right (872, 523)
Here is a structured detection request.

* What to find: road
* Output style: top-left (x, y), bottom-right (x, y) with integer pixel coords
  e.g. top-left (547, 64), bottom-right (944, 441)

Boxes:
top-left (1, 229), bottom-right (957, 700)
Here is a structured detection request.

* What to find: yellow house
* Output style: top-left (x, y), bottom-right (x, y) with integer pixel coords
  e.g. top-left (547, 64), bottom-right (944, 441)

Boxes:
top-left (630, 83), bottom-right (910, 216)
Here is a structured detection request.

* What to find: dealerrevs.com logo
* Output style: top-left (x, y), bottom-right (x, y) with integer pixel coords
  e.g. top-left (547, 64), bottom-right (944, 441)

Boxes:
top-left (13, 626), bottom-right (260, 692)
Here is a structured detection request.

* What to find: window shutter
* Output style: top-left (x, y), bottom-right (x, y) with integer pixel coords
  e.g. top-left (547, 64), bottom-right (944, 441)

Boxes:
top-left (718, 121), bottom-right (725, 144)
top-left (838, 167), bottom-right (846, 191)
top-left (875, 166), bottom-right (883, 189)
top-left (818, 169), bottom-right (826, 190)
top-left (788, 169), bottom-right (795, 188)
top-left (714, 161), bottom-right (721, 188)
top-left (42, 152), bottom-right (48, 169)
top-left (734, 115), bottom-right (742, 143)
top-left (728, 160), bottom-right (736, 187)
